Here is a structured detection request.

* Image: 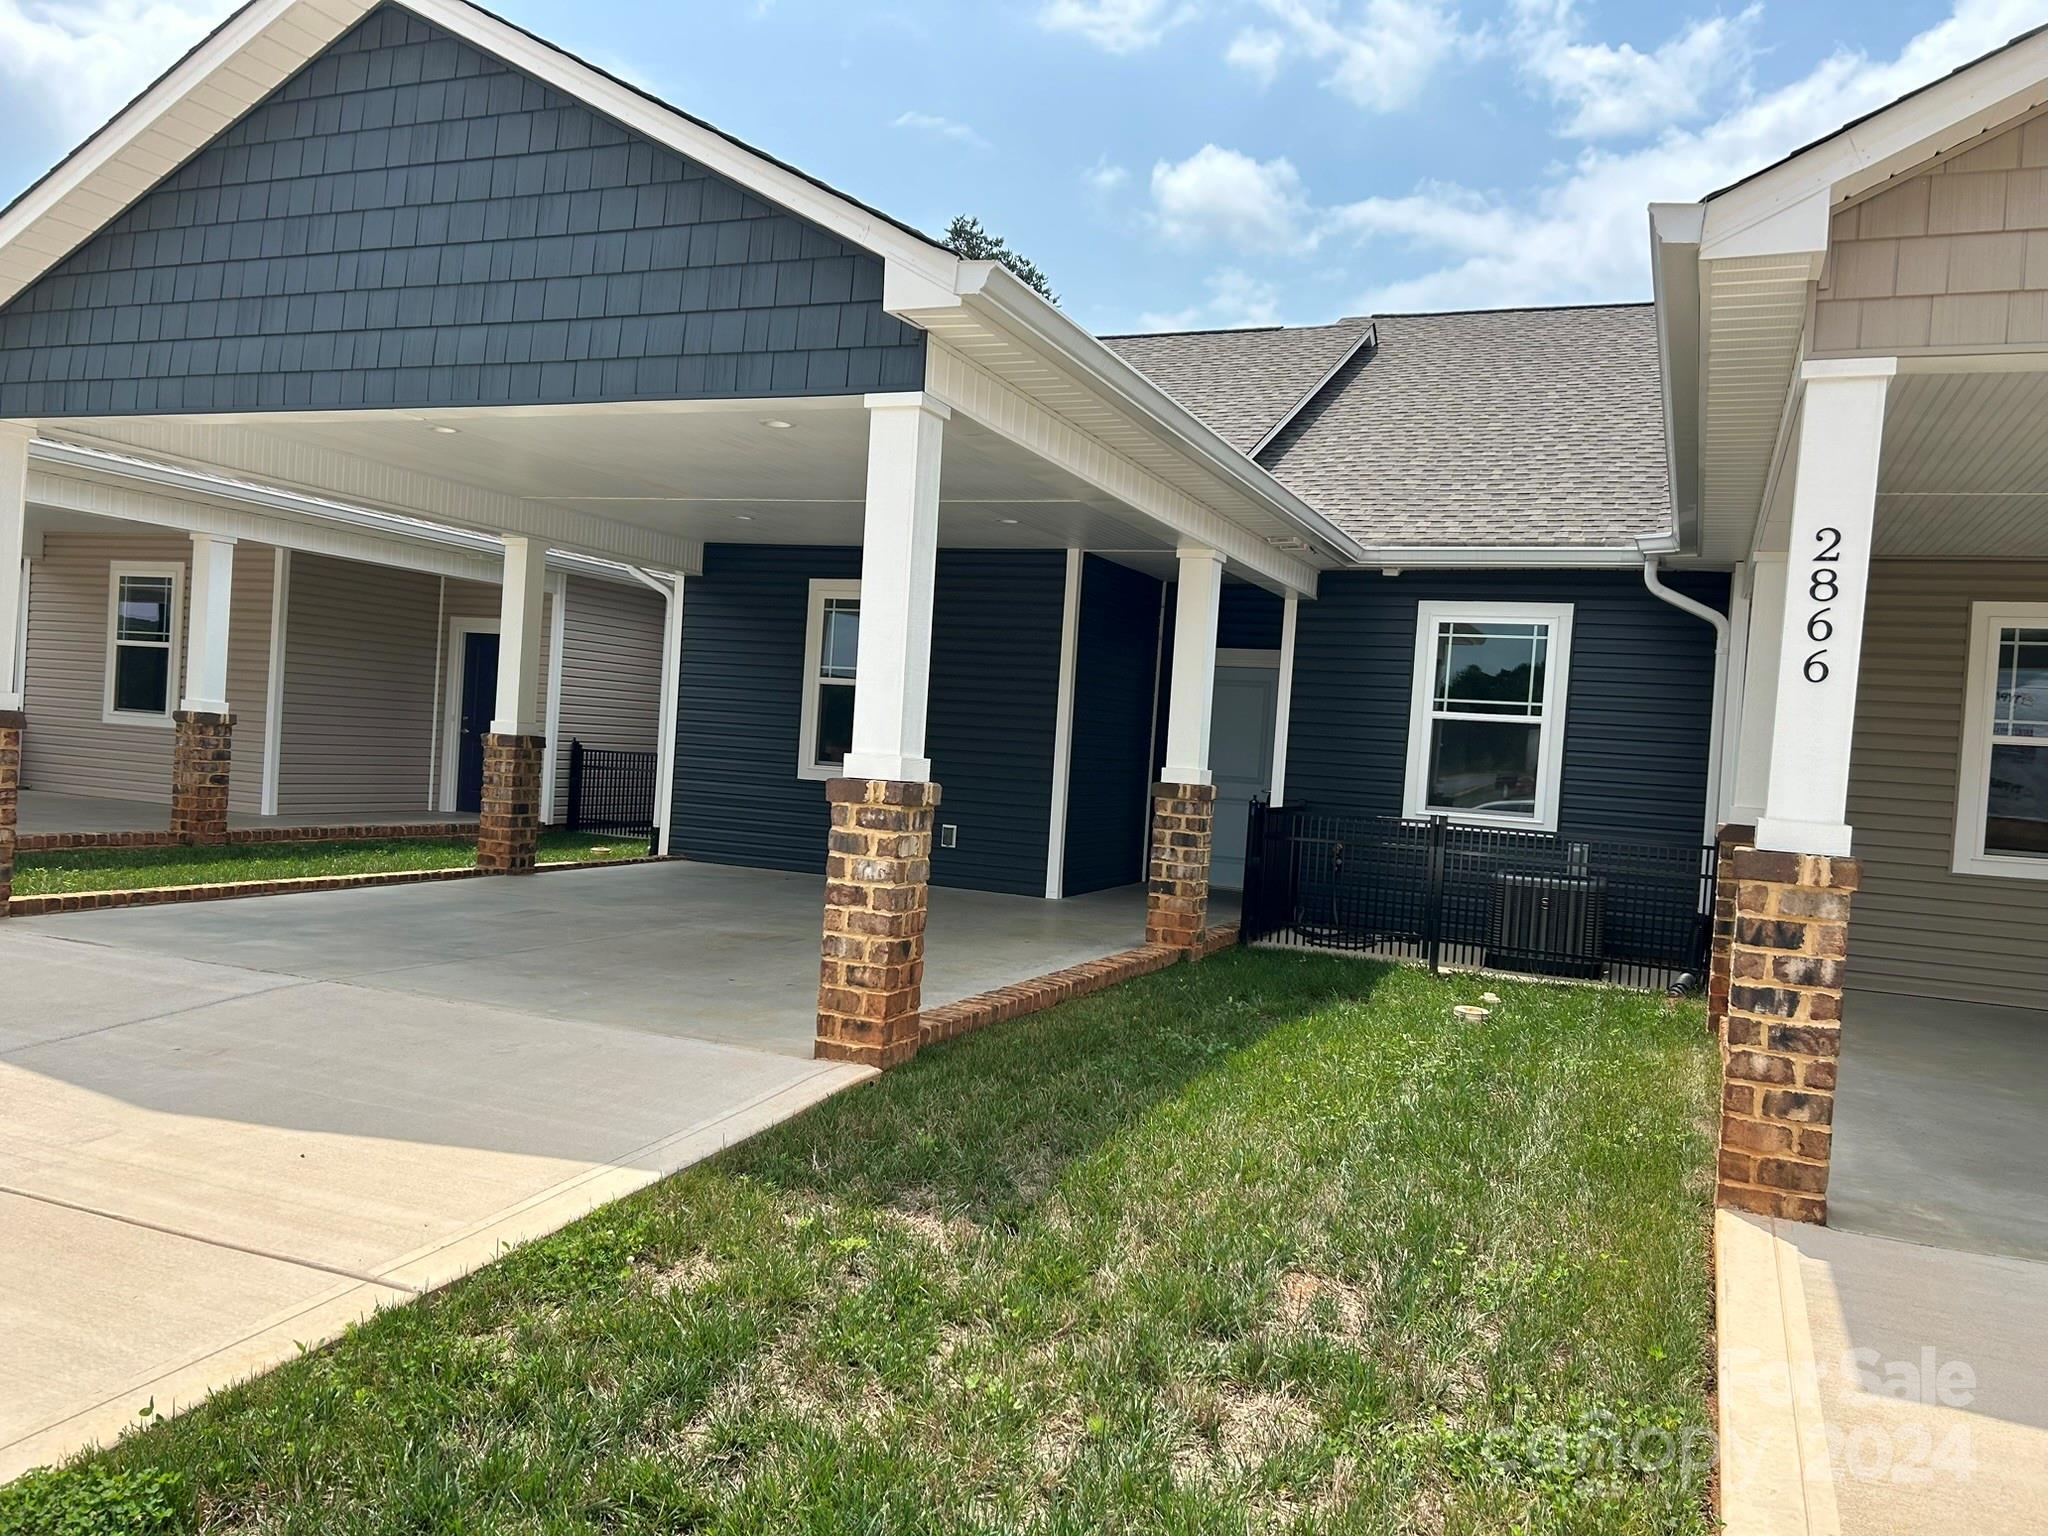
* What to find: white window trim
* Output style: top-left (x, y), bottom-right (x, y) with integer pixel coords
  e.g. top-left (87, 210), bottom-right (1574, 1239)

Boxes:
top-left (1952, 600), bottom-right (2048, 881)
top-left (102, 560), bottom-right (183, 727)
top-left (798, 578), bottom-right (861, 782)
top-left (1402, 599), bottom-right (1574, 833)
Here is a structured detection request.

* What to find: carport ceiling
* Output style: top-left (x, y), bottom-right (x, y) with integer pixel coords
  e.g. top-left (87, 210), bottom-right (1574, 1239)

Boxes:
top-left (47, 398), bottom-right (1199, 559)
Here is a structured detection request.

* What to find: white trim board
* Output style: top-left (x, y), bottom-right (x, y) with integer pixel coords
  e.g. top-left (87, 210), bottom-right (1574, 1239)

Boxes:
top-left (260, 547), bottom-right (290, 816)
top-left (1952, 600), bottom-right (2048, 882)
top-left (1044, 548), bottom-right (1083, 899)
top-left (540, 572), bottom-right (568, 825)
top-left (1401, 600), bottom-right (1575, 834)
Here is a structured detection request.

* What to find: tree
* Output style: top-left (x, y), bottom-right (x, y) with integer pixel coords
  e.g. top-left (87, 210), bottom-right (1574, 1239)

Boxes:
top-left (943, 215), bottom-right (1058, 304)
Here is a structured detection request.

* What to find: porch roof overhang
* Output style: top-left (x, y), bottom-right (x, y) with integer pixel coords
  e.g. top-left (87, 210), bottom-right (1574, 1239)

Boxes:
top-left (0, 0), bottom-right (1349, 598)
top-left (1651, 23), bottom-right (2048, 565)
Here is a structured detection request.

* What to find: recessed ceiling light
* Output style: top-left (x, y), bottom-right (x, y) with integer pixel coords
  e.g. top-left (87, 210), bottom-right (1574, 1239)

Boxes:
top-left (998, 518), bottom-right (1020, 525)
top-left (430, 425), bottom-right (459, 435)
top-left (734, 514), bottom-right (755, 521)
top-left (759, 418), bottom-right (793, 430)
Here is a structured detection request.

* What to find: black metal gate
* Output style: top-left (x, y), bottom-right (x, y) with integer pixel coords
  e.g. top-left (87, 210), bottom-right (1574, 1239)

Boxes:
top-left (1241, 801), bottom-right (1714, 991)
top-left (564, 739), bottom-right (660, 852)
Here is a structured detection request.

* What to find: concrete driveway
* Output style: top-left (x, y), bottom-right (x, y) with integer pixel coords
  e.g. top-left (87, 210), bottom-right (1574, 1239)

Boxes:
top-left (0, 861), bottom-right (1156, 1479)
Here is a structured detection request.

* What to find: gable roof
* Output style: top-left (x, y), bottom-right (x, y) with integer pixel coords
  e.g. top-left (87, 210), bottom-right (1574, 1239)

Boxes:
top-left (1100, 317), bottom-right (1372, 455)
top-left (1113, 304), bottom-right (1672, 551)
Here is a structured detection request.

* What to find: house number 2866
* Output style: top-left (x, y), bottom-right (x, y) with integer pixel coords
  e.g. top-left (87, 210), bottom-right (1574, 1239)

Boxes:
top-left (1802, 526), bottom-right (1842, 683)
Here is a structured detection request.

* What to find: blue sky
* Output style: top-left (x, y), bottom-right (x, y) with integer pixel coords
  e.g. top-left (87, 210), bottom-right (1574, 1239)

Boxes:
top-left (1, 0), bottom-right (2042, 334)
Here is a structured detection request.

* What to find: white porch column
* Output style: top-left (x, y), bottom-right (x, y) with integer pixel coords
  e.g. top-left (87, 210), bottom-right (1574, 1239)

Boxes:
top-left (842, 391), bottom-right (946, 784)
top-left (1756, 358), bottom-right (1893, 856)
top-left (1269, 591), bottom-right (1299, 807)
top-left (492, 535), bottom-right (548, 737)
top-left (1160, 547), bottom-right (1225, 786)
top-left (179, 533), bottom-right (237, 715)
top-left (0, 423), bottom-right (29, 714)
top-left (479, 535), bottom-right (549, 874)
top-left (1728, 553), bottom-right (1785, 827)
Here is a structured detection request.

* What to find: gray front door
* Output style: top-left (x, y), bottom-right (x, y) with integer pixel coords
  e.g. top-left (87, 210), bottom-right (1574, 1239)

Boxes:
top-left (1210, 665), bottom-right (1278, 890)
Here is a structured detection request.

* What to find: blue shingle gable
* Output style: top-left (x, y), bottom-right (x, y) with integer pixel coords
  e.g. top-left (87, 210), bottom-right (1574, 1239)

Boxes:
top-left (0, 3), bottom-right (924, 415)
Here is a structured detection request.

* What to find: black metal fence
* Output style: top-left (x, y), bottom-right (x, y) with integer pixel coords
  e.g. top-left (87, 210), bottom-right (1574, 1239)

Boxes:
top-left (564, 739), bottom-right (659, 851)
top-left (1241, 802), bottom-right (1715, 991)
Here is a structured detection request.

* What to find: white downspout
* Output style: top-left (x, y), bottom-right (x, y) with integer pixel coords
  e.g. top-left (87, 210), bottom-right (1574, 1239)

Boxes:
top-left (628, 567), bottom-right (683, 857)
top-left (1640, 550), bottom-right (1730, 844)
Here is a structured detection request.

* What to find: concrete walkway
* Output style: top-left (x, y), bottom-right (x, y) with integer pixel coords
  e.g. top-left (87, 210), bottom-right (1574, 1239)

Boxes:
top-left (1716, 1211), bottom-right (2048, 1536)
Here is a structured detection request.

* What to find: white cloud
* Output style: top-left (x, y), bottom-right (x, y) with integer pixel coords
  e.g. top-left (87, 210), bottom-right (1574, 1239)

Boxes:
top-left (1225, 26), bottom-right (1286, 85)
top-left (0, 0), bottom-right (220, 141)
top-left (1139, 267), bottom-right (1286, 330)
top-left (1084, 156), bottom-right (1131, 193)
top-left (1151, 143), bottom-right (1314, 253)
top-left (1252, 0), bottom-right (1477, 112)
top-left (1038, 0), bottom-right (1193, 53)
top-left (1332, 0), bottom-right (2048, 312)
top-left (1511, 0), bottom-right (1760, 139)
top-left (891, 110), bottom-right (989, 149)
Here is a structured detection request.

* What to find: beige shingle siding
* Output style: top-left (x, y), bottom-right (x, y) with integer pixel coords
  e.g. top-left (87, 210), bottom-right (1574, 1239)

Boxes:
top-left (1101, 319), bottom-right (1372, 452)
top-left (276, 554), bottom-right (441, 819)
top-left (22, 530), bottom-right (274, 809)
top-left (1846, 560), bottom-right (2048, 1009)
top-left (1816, 110), bottom-right (2048, 354)
top-left (552, 574), bottom-right (665, 816)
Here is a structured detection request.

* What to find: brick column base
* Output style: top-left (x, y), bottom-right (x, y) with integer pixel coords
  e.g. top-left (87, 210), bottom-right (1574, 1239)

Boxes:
top-left (0, 710), bottom-right (21, 912)
top-left (816, 777), bottom-right (938, 1070)
top-left (477, 733), bottom-right (545, 874)
top-left (1706, 822), bottom-right (1756, 1040)
top-left (1717, 846), bottom-right (1859, 1223)
top-left (171, 710), bottom-right (235, 846)
top-left (1146, 781), bottom-right (1216, 952)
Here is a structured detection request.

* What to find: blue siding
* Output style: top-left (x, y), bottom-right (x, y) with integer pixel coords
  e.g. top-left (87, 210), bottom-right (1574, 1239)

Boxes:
top-left (0, 4), bottom-right (923, 416)
top-left (1219, 581), bottom-right (1283, 650)
top-left (1285, 568), bottom-right (1728, 847)
top-left (671, 545), bottom-right (1065, 895)
top-left (1063, 556), bottom-right (1162, 896)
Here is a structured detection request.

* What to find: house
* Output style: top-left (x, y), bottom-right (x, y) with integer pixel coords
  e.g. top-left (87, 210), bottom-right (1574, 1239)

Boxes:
top-left (14, 465), bottom-right (672, 839)
top-left (1, 0), bottom-right (2034, 1264)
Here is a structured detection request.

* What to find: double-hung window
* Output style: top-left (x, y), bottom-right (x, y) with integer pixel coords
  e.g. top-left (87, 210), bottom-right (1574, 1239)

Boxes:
top-left (1403, 600), bottom-right (1573, 831)
top-left (798, 578), bottom-right (860, 779)
top-left (1954, 602), bottom-right (2048, 879)
top-left (103, 562), bottom-right (182, 725)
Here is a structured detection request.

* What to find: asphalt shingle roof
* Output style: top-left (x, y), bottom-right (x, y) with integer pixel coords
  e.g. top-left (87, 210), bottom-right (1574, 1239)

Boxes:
top-left (1106, 303), bottom-right (1672, 550)
top-left (1101, 318), bottom-right (1372, 454)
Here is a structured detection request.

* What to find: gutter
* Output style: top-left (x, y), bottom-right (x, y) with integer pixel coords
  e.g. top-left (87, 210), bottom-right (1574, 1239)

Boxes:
top-left (1639, 539), bottom-right (1730, 844)
top-left (953, 263), bottom-right (1371, 570)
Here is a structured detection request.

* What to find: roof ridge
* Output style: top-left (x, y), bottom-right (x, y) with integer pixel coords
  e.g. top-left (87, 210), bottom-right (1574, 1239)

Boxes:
top-left (1374, 300), bottom-right (1654, 318)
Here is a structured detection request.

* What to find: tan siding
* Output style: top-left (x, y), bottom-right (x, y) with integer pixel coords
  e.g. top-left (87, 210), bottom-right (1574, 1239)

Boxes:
top-left (277, 553), bottom-right (440, 819)
top-left (1817, 108), bottom-right (2048, 356)
top-left (1846, 560), bottom-right (2048, 1008)
top-left (552, 574), bottom-right (665, 814)
top-left (22, 531), bottom-right (275, 810)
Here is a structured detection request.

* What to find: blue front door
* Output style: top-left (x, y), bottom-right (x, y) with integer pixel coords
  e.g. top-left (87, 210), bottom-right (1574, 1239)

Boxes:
top-left (456, 630), bottom-right (500, 814)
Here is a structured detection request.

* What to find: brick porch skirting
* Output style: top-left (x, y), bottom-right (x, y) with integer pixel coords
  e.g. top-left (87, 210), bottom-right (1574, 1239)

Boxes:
top-left (0, 709), bottom-right (21, 912)
top-left (816, 777), bottom-right (939, 1071)
top-left (170, 710), bottom-right (235, 846)
top-left (19, 821), bottom-right (480, 854)
top-left (1716, 846), bottom-right (1859, 1224)
top-left (477, 733), bottom-right (545, 874)
top-left (1146, 780), bottom-right (1216, 952)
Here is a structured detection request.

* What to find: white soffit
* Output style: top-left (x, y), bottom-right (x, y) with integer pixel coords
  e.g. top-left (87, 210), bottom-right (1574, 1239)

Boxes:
top-left (1873, 368), bottom-right (2048, 558)
top-left (1698, 254), bottom-right (1815, 561)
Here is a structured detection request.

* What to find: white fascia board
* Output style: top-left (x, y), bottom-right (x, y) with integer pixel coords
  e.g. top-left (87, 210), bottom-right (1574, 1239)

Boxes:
top-left (944, 263), bottom-right (1369, 571)
top-left (1701, 27), bottom-right (2048, 261)
top-left (28, 464), bottom-right (502, 583)
top-left (923, 341), bottom-right (1321, 597)
top-left (405, 0), bottom-right (960, 297)
top-left (1359, 545), bottom-right (1653, 569)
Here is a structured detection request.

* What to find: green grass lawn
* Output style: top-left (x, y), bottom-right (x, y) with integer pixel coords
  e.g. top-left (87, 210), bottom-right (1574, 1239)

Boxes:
top-left (11, 831), bottom-right (649, 896)
top-left (2, 952), bottom-right (1719, 1535)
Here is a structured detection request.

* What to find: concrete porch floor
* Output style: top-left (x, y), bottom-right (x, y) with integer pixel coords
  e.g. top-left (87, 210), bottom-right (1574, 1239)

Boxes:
top-left (0, 861), bottom-right (1202, 1479)
top-left (17, 787), bottom-right (478, 836)
top-left (1831, 989), bottom-right (2048, 1265)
